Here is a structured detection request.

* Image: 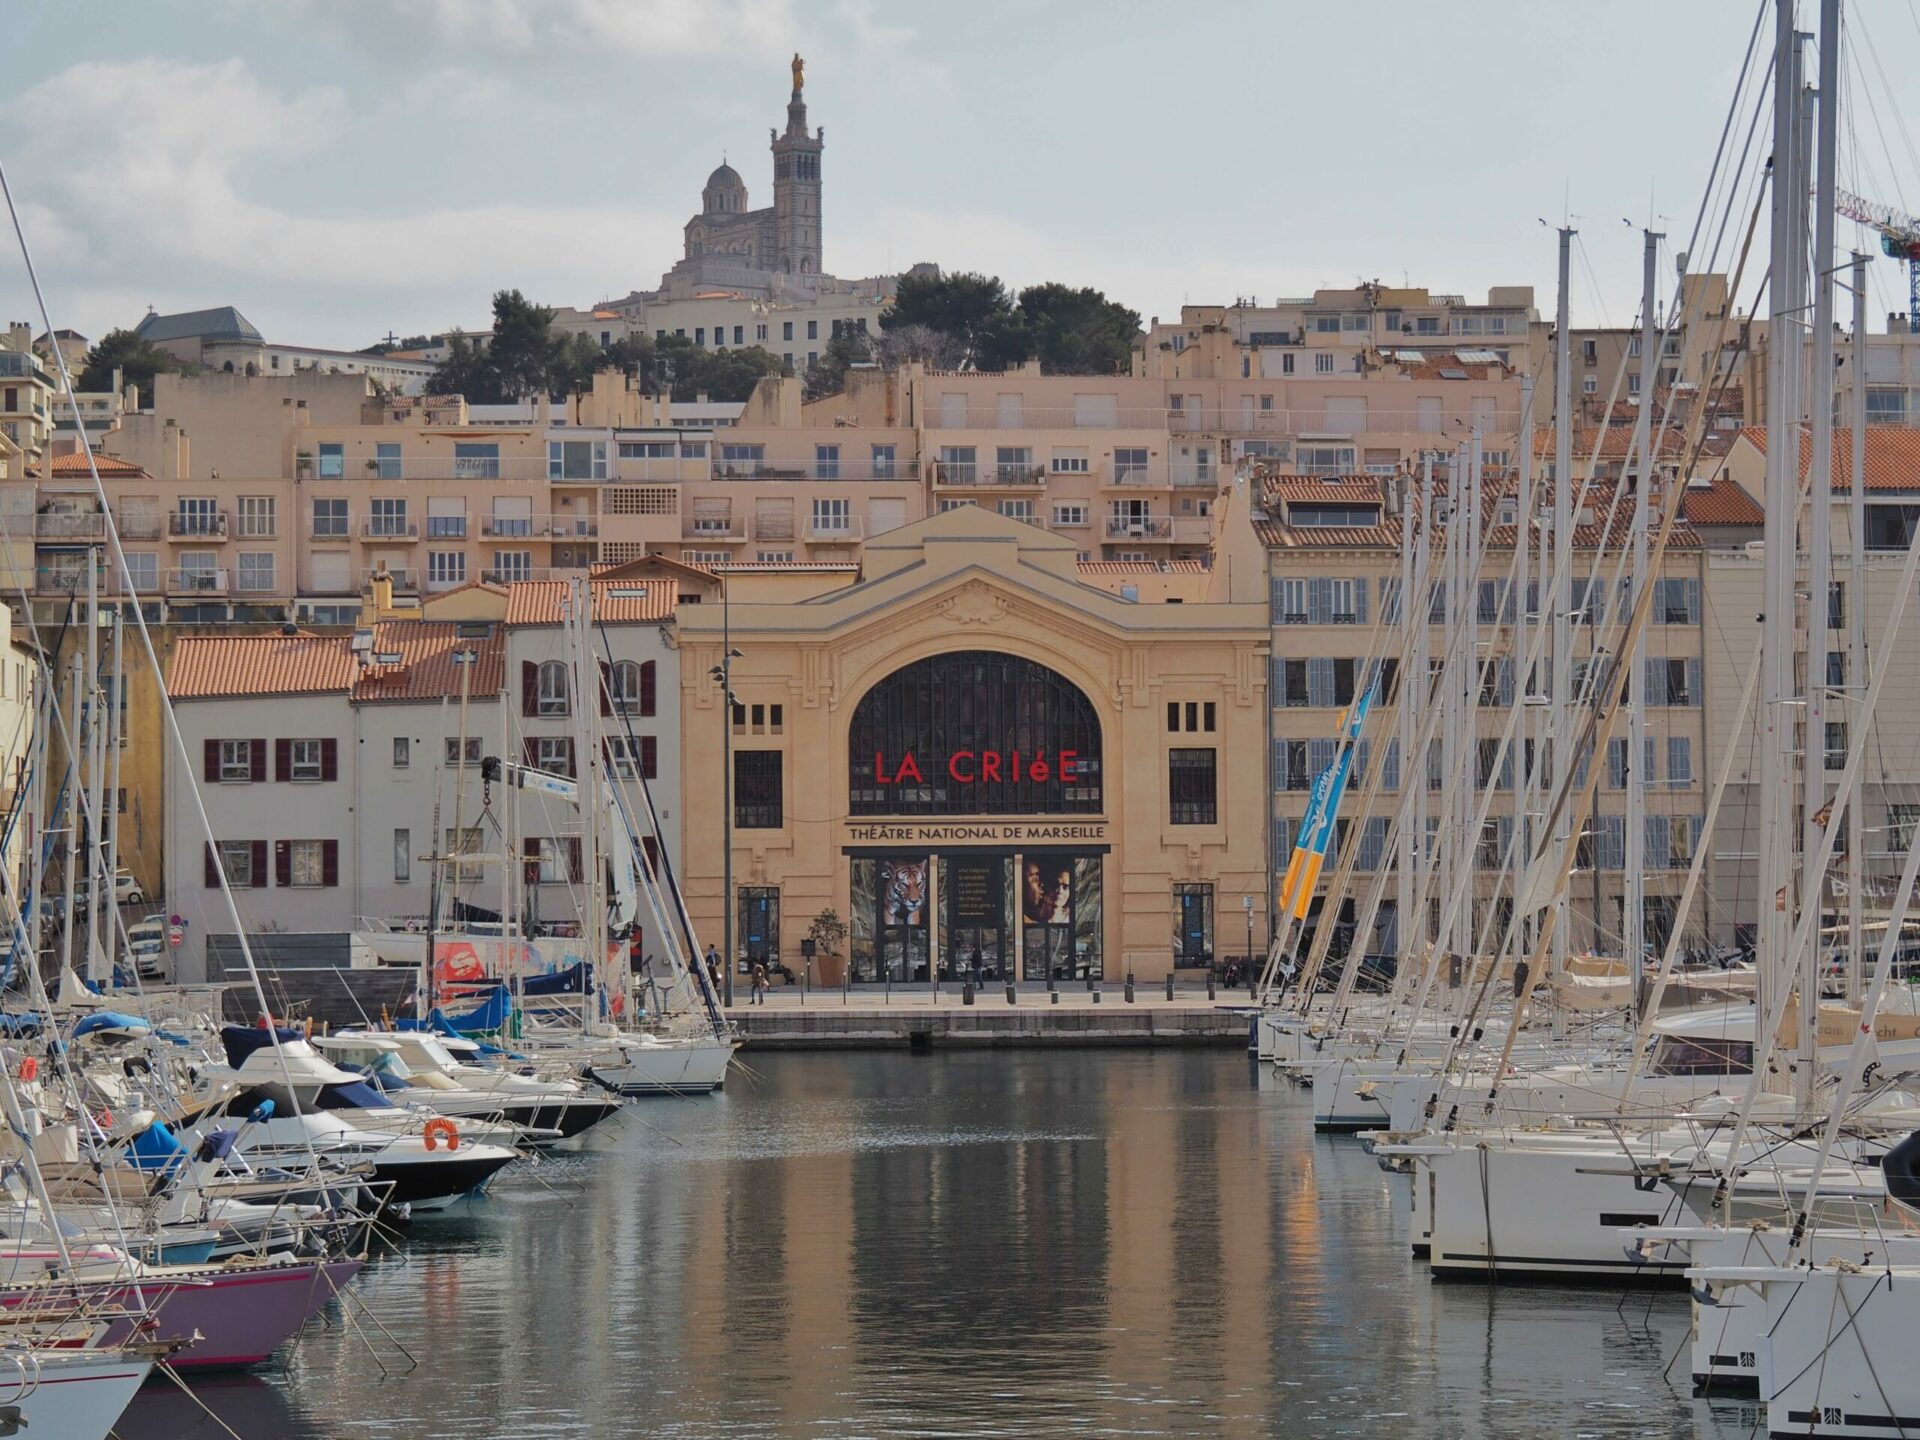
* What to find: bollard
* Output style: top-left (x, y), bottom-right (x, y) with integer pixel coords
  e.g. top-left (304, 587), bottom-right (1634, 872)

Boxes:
top-left (1165, 973), bottom-right (1175, 1002)
top-left (1207, 971), bottom-right (1216, 1001)
top-left (963, 982), bottom-right (975, 1006)
top-left (1125, 973), bottom-right (1135, 1004)
top-left (1092, 987), bottom-right (1102, 1004)
top-left (1005, 981), bottom-right (1016, 1005)
top-left (1051, 988), bottom-right (1060, 1005)
top-left (1086, 973), bottom-right (1095, 992)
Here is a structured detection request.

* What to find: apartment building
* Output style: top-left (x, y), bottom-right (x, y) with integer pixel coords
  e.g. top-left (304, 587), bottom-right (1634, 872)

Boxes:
top-left (161, 578), bottom-right (680, 981)
top-left (133, 306), bottom-right (438, 393)
top-left (0, 325), bottom-right (57, 470)
top-left (1241, 463), bottom-right (1711, 962)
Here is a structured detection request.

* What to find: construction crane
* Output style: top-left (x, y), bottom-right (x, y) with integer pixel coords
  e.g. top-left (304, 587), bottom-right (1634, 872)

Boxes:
top-left (1836, 187), bottom-right (1920, 328)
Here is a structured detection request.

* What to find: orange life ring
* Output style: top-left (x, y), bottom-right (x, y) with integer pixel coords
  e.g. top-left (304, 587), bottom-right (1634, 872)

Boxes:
top-left (422, 1117), bottom-right (460, 1152)
top-left (17, 1057), bottom-right (36, 1083)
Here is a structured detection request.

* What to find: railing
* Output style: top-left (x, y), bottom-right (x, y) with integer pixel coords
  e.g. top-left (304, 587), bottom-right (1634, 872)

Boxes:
top-left (478, 515), bottom-right (601, 538)
top-left (360, 519), bottom-right (420, 539)
top-left (167, 512), bottom-right (228, 539)
top-left (233, 520), bottom-right (278, 540)
top-left (918, 404), bottom-right (1526, 432)
top-left (299, 456), bottom-right (548, 482)
top-left (424, 520), bottom-right (468, 539)
top-left (1170, 468), bottom-right (1217, 488)
top-left (1171, 517), bottom-right (1213, 542)
top-left (932, 462), bottom-right (1047, 487)
top-left (34, 567), bottom-right (106, 594)
top-left (360, 567), bottom-right (418, 591)
top-left (310, 522), bottom-right (354, 543)
top-left (804, 516), bottom-right (864, 541)
top-left (116, 515), bottom-right (162, 540)
top-left (481, 566), bottom-right (573, 585)
top-left (682, 517), bottom-right (747, 540)
top-left (1101, 465), bottom-right (1164, 487)
top-left (166, 568), bottom-right (228, 595)
top-left (233, 569), bottom-right (279, 594)
top-left (1105, 517), bottom-right (1173, 540)
top-left (34, 513), bottom-right (105, 538)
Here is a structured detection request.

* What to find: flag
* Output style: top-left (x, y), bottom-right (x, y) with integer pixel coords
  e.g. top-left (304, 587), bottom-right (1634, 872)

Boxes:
top-left (1278, 677), bottom-right (1378, 921)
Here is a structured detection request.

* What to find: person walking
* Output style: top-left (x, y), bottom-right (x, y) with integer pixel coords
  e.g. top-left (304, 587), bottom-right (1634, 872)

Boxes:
top-left (750, 962), bottom-right (769, 1005)
top-left (705, 944), bottom-right (722, 996)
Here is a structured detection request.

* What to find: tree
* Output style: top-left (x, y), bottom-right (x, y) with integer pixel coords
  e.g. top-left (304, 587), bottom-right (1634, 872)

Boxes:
top-left (426, 334), bottom-right (497, 401)
top-left (485, 289), bottom-right (560, 401)
top-left (874, 323), bottom-right (965, 371)
top-left (76, 329), bottom-right (181, 406)
top-left (882, 271), bottom-right (1027, 370)
top-left (648, 337), bottom-right (784, 403)
top-left (1017, 283), bottom-right (1141, 376)
top-left (805, 329), bottom-right (874, 401)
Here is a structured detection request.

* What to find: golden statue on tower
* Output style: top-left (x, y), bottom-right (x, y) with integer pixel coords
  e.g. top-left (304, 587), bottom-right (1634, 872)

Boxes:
top-left (792, 53), bottom-right (805, 92)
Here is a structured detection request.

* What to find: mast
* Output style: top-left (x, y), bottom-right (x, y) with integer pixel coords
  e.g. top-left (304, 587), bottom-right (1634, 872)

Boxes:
top-left (57, 652), bottom-right (79, 983)
top-left (1396, 464), bottom-right (1418, 961)
top-left (1551, 227), bottom-right (1575, 976)
top-left (1626, 230), bottom-right (1659, 999)
top-left (569, 577), bottom-right (601, 1034)
top-left (1847, 249), bottom-right (1869, 1002)
top-left (83, 558), bottom-right (104, 986)
top-left (1513, 374), bottom-right (1534, 958)
top-left (102, 612), bottom-right (123, 982)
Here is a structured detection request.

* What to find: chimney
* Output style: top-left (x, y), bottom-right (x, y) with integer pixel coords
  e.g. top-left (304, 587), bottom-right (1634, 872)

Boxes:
top-left (367, 566), bottom-right (395, 621)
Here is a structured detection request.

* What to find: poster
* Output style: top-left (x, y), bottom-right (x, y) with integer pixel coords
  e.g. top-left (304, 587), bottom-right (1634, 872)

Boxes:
top-left (879, 857), bottom-right (928, 928)
top-left (1021, 859), bottom-right (1072, 926)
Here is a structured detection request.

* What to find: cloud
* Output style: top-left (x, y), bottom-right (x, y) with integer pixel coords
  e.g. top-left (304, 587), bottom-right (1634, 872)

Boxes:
top-left (419, 0), bottom-right (799, 60)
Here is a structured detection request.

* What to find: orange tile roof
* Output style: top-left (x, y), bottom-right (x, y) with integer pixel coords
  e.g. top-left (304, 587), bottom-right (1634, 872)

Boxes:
top-left (47, 452), bottom-right (145, 478)
top-left (351, 622), bottom-right (505, 703)
top-left (1076, 560), bottom-right (1211, 574)
top-left (1259, 474), bottom-right (1386, 506)
top-left (169, 633), bottom-right (356, 700)
top-left (503, 578), bottom-right (676, 625)
top-left (1255, 520), bottom-right (1405, 550)
top-left (1531, 426), bottom-right (1692, 461)
top-left (1737, 425), bottom-right (1920, 492)
top-left (1681, 476), bottom-right (1765, 526)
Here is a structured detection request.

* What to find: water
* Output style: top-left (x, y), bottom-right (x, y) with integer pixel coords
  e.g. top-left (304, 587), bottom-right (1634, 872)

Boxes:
top-left (120, 1051), bottom-right (1758, 1438)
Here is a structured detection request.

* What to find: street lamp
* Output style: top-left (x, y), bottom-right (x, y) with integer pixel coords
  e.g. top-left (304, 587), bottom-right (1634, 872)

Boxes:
top-left (712, 572), bottom-right (743, 1008)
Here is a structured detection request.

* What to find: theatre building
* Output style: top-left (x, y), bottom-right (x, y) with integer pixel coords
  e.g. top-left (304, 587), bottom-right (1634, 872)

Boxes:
top-left (676, 508), bottom-right (1270, 983)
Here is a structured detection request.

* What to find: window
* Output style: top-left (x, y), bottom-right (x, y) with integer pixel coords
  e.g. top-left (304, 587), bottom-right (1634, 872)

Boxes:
top-left (534, 736), bottom-right (575, 777)
top-left (393, 736), bottom-right (411, 768)
top-left (1168, 748), bottom-right (1217, 825)
top-left (782, 321), bottom-right (794, 342)
top-left (937, 445), bottom-right (977, 483)
top-left (218, 739), bottom-right (256, 783)
top-left (1174, 883), bottom-right (1214, 966)
top-left (815, 444), bottom-right (840, 480)
top-left (997, 499), bottom-right (1034, 522)
top-left (1113, 447), bottom-right (1150, 483)
top-left (1328, 578), bottom-right (1359, 623)
top-left (427, 551), bottom-right (466, 589)
top-left (123, 552), bottom-right (158, 592)
top-left (694, 328), bottom-right (705, 345)
top-left (312, 498), bottom-right (348, 538)
top-left (1828, 581), bottom-right (1846, 630)
top-left (734, 325), bottom-right (744, 345)
top-left (1313, 315), bottom-right (1341, 334)
top-left (444, 735), bottom-right (482, 767)
top-left (995, 446), bottom-right (1034, 482)
top-left (236, 552), bottom-right (275, 593)
top-left (393, 828), bottom-right (411, 884)
top-left (1867, 388), bottom-right (1909, 424)
top-left (537, 660), bottom-right (569, 717)
top-left (546, 440), bottom-right (605, 481)
top-left (871, 444), bottom-right (896, 480)
top-left (1825, 721), bottom-right (1848, 770)
top-left (811, 498), bottom-right (851, 535)
top-left (736, 751), bottom-right (783, 828)
top-left (288, 739), bottom-right (324, 782)
top-left (1667, 736), bottom-right (1693, 786)
top-left (807, 320), bottom-right (818, 340)
top-left (718, 442), bottom-right (764, 477)
top-left (619, 441), bottom-right (675, 460)
top-left (1314, 353), bottom-right (1335, 374)
top-left (1890, 804), bottom-right (1920, 853)
top-left (757, 551), bottom-right (794, 562)
top-left (286, 839), bottom-right (330, 887)
top-left (610, 659), bottom-right (656, 716)
top-left (1281, 352), bottom-right (1296, 375)
top-left (218, 840), bottom-right (257, 887)
top-left (318, 442), bottom-right (345, 478)
top-left (607, 735), bottom-right (658, 780)
top-left (1866, 504), bottom-right (1920, 551)
top-left (681, 440), bottom-right (707, 460)
top-left (490, 551), bottom-right (532, 584)
top-left (488, 500), bottom-right (531, 537)
top-left (1272, 577), bottom-right (1308, 624)
top-left (1050, 450), bottom-right (1090, 474)
top-left (369, 497), bottom-right (409, 537)
top-left (1052, 503), bottom-right (1089, 527)
top-left (237, 496), bottom-right (275, 537)
top-left (1582, 375), bottom-right (1598, 395)
top-left (428, 508), bottom-right (467, 539)
top-left (376, 442), bottom-right (402, 479)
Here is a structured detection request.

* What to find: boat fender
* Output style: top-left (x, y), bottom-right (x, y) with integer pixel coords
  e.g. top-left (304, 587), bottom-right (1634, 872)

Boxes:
top-left (423, 1117), bottom-right (461, 1152)
top-left (1882, 1129), bottom-right (1920, 1208)
top-left (16, 1057), bottom-right (34, 1083)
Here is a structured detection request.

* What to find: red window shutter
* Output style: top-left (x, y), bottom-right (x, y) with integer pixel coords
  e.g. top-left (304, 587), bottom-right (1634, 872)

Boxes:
top-left (321, 739), bottom-right (338, 782)
top-left (562, 738), bottom-right (576, 778)
top-left (321, 839), bottom-right (339, 887)
top-left (521, 661), bottom-right (538, 717)
top-left (275, 841), bottom-right (291, 888)
top-left (250, 739), bottom-right (267, 783)
top-left (566, 837), bottom-right (582, 884)
top-left (203, 739), bottom-right (220, 783)
top-left (205, 843), bottom-right (219, 888)
top-left (598, 662), bottom-right (612, 717)
top-left (642, 836), bottom-right (659, 873)
top-left (523, 738), bottom-right (538, 769)
top-left (640, 660), bottom-right (656, 718)
top-left (641, 735), bottom-right (657, 779)
top-left (274, 738), bottom-right (291, 782)
top-left (250, 840), bottom-right (267, 887)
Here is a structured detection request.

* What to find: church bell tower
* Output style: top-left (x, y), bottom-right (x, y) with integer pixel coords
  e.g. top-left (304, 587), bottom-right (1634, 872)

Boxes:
top-left (770, 53), bottom-right (824, 277)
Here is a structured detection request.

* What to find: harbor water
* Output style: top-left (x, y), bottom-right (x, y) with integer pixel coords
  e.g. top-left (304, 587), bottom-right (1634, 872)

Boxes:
top-left (121, 1050), bottom-right (1755, 1438)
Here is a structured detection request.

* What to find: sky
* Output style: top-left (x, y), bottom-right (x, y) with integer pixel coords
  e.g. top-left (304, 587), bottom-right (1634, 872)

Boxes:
top-left (5, 0), bottom-right (1920, 354)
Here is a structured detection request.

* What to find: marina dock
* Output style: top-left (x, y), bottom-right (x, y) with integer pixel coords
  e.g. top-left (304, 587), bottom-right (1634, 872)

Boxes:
top-left (722, 984), bottom-right (1254, 1048)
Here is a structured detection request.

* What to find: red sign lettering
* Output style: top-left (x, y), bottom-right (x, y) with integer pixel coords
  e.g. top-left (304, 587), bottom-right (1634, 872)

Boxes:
top-left (874, 750), bottom-right (1081, 786)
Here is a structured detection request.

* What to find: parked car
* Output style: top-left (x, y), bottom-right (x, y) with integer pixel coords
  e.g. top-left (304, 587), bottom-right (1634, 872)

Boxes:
top-left (127, 913), bottom-right (167, 979)
top-left (75, 871), bottom-right (145, 907)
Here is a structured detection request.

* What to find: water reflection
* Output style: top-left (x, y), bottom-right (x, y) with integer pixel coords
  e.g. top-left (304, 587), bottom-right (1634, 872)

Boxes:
top-left (123, 1051), bottom-right (1744, 1438)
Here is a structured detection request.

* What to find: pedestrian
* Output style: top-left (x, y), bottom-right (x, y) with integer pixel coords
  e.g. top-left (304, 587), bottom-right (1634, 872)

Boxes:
top-left (705, 944), bottom-right (721, 994)
top-left (751, 962), bottom-right (769, 1005)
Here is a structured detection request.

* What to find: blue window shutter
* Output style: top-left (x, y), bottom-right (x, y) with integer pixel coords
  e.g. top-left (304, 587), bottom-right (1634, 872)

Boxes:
top-left (1608, 739), bottom-right (1627, 789)
top-left (1686, 578), bottom-right (1701, 624)
top-left (1668, 736), bottom-right (1690, 784)
top-left (1429, 583), bottom-right (1446, 623)
top-left (1644, 658), bottom-right (1667, 706)
top-left (1381, 578), bottom-right (1401, 624)
top-left (1307, 657), bottom-right (1333, 707)
top-left (1427, 740), bottom-right (1443, 790)
top-left (1646, 815), bottom-right (1670, 867)
top-left (1354, 739), bottom-right (1371, 782)
top-left (1308, 738), bottom-right (1335, 775)
top-left (1270, 577), bottom-right (1287, 624)
top-left (1383, 739), bottom-right (1401, 791)
top-left (1498, 658), bottom-right (1515, 707)
top-left (1308, 577), bottom-right (1331, 624)
top-left (1685, 657), bottom-right (1702, 706)
top-left (1643, 736), bottom-right (1658, 785)
top-left (1354, 577), bottom-right (1369, 625)
top-left (1500, 748), bottom-right (1514, 791)
top-left (1602, 816), bottom-right (1626, 869)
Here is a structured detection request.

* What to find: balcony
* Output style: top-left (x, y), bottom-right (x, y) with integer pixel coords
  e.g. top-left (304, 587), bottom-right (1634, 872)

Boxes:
top-left (115, 514), bottom-right (162, 541)
top-left (166, 567), bottom-right (228, 595)
top-left (479, 515), bottom-right (600, 539)
top-left (1102, 466), bottom-right (1168, 490)
top-left (167, 512), bottom-right (228, 540)
top-left (482, 566), bottom-right (572, 585)
top-left (805, 516), bottom-right (864, 541)
top-left (309, 522), bottom-right (354, 545)
top-left (34, 566), bottom-right (106, 595)
top-left (682, 517), bottom-right (747, 542)
top-left (360, 567), bottom-right (418, 592)
top-left (1170, 467), bottom-right (1217, 489)
top-left (233, 521), bottom-right (278, 540)
top-left (301, 456), bottom-right (547, 482)
top-left (34, 512), bottom-right (105, 539)
top-left (360, 519), bottom-right (420, 540)
top-left (932, 462), bottom-right (1047, 488)
top-left (1105, 516), bottom-right (1173, 541)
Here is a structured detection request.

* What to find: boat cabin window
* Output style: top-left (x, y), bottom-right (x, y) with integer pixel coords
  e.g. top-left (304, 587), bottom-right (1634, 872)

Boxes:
top-left (1646, 1036), bottom-right (1753, 1076)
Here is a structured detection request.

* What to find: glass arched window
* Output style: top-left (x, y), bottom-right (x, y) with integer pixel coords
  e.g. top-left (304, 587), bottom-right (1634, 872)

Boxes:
top-left (537, 660), bottom-right (570, 717)
top-left (847, 651), bottom-right (1102, 816)
top-left (609, 660), bottom-right (657, 717)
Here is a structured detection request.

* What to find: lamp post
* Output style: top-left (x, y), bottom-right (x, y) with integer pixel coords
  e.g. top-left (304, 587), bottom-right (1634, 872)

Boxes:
top-left (711, 574), bottom-right (743, 1009)
top-left (1243, 893), bottom-right (1255, 992)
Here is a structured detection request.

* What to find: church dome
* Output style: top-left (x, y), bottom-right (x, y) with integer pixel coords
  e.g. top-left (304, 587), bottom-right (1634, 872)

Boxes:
top-left (703, 161), bottom-right (747, 215)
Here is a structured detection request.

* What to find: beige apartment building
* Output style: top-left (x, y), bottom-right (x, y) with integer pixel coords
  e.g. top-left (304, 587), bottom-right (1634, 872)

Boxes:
top-left (1235, 461), bottom-right (1712, 962)
top-left (0, 325), bottom-right (57, 470)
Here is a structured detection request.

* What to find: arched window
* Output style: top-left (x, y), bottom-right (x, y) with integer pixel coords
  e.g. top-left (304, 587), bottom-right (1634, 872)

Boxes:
top-left (537, 660), bottom-right (569, 717)
top-left (608, 660), bottom-right (656, 717)
top-left (848, 651), bottom-right (1102, 816)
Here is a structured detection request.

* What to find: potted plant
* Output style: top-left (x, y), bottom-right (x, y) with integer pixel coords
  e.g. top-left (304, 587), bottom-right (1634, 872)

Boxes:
top-left (295, 449), bottom-right (313, 478)
top-left (808, 908), bottom-right (849, 987)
